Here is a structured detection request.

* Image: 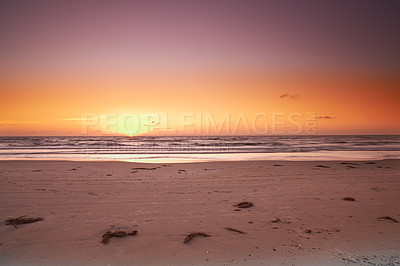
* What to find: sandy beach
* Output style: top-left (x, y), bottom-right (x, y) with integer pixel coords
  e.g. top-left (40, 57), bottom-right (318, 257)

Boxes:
top-left (0, 160), bottom-right (399, 265)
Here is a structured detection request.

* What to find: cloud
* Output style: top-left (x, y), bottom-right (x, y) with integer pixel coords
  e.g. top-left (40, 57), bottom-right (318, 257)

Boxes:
top-left (316, 116), bottom-right (337, 119)
top-left (0, 123), bottom-right (17, 127)
top-left (280, 93), bottom-right (300, 99)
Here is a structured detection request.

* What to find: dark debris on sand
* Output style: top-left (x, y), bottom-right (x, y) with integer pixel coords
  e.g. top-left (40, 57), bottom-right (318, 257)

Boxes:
top-left (183, 232), bottom-right (211, 244)
top-left (234, 201), bottom-right (254, 208)
top-left (271, 218), bottom-right (281, 223)
top-left (270, 218), bottom-right (292, 224)
top-left (342, 197), bottom-right (356, 201)
top-left (371, 187), bottom-right (386, 192)
top-left (224, 227), bottom-right (246, 234)
top-left (6, 216), bottom-right (43, 225)
top-left (377, 216), bottom-right (399, 223)
top-left (101, 229), bottom-right (138, 245)
top-left (131, 167), bottom-right (156, 170)
top-left (315, 165), bottom-right (330, 168)
top-left (341, 162), bottom-right (359, 166)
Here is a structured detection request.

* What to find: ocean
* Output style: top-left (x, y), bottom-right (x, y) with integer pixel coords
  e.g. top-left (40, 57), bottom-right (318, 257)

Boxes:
top-left (0, 135), bottom-right (399, 163)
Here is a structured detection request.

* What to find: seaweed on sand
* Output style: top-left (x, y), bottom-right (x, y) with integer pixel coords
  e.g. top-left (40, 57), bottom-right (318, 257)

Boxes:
top-left (6, 216), bottom-right (43, 225)
top-left (377, 216), bottom-right (399, 223)
top-left (224, 227), bottom-right (246, 234)
top-left (342, 197), bottom-right (356, 201)
top-left (101, 230), bottom-right (138, 245)
top-left (183, 232), bottom-right (211, 244)
top-left (234, 201), bottom-right (254, 208)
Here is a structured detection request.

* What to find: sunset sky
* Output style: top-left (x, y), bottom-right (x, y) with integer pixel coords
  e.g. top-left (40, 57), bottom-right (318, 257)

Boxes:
top-left (1, 0), bottom-right (399, 135)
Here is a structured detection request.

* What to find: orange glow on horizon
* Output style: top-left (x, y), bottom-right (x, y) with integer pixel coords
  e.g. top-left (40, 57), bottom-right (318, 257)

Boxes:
top-left (1, 70), bottom-right (399, 136)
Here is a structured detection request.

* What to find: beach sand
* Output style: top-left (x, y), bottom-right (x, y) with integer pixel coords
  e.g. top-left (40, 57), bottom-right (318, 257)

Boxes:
top-left (0, 160), bottom-right (399, 265)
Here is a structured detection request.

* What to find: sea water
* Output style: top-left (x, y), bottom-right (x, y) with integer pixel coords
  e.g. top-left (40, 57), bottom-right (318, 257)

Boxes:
top-left (0, 135), bottom-right (399, 163)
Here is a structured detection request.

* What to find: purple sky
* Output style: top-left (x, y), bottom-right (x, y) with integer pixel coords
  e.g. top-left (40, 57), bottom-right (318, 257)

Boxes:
top-left (1, 0), bottom-right (399, 74)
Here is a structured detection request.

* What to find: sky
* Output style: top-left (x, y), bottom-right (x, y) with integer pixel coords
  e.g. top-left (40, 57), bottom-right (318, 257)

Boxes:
top-left (1, 0), bottom-right (399, 135)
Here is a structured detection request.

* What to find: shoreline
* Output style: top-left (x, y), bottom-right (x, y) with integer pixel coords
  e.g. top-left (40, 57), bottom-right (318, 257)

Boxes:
top-left (1, 149), bottom-right (400, 164)
top-left (1, 159), bottom-right (399, 265)
top-left (0, 157), bottom-right (398, 163)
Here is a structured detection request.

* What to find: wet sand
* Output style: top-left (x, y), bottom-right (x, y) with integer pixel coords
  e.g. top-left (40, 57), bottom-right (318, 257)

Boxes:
top-left (0, 160), bottom-right (399, 265)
